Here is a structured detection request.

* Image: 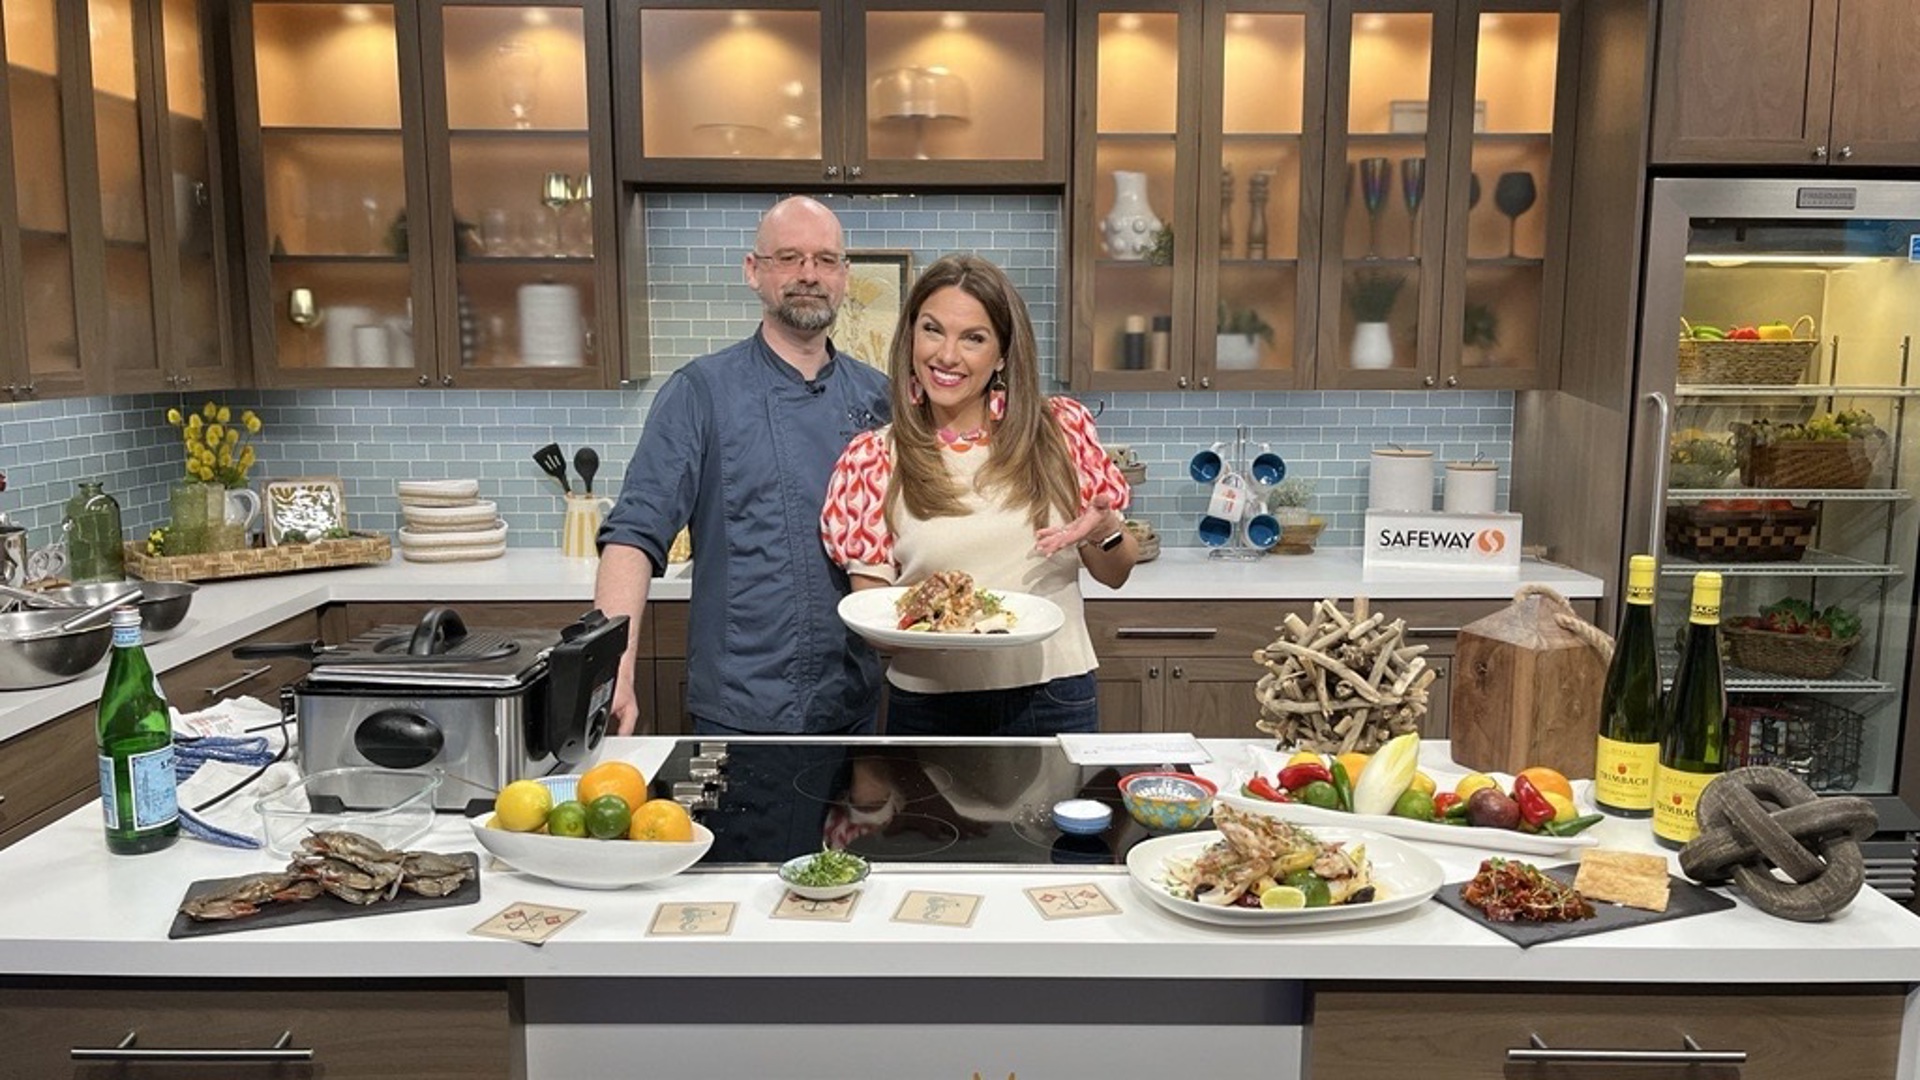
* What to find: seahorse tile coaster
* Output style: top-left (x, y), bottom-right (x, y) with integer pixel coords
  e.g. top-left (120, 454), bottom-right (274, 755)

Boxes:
top-left (1024, 882), bottom-right (1120, 920)
top-left (772, 891), bottom-right (860, 921)
top-left (892, 890), bottom-right (982, 928)
top-left (471, 902), bottom-right (583, 945)
top-left (649, 902), bottom-right (737, 936)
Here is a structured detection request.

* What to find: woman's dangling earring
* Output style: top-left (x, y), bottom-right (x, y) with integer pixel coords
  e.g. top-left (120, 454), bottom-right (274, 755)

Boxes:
top-left (987, 367), bottom-right (1008, 423)
top-left (908, 374), bottom-right (925, 405)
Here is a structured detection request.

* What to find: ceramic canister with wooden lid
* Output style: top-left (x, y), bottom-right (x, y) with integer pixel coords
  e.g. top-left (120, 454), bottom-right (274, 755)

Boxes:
top-left (1443, 459), bottom-right (1499, 514)
top-left (1368, 447), bottom-right (1434, 511)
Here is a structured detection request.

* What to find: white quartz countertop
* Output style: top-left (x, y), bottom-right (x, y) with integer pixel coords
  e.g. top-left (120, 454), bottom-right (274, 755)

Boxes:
top-left (0, 738), bottom-right (1913, 986)
top-left (0, 548), bottom-right (1600, 743)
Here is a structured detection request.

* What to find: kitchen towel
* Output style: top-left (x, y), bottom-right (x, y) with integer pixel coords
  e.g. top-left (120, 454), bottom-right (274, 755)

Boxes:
top-left (173, 695), bottom-right (300, 847)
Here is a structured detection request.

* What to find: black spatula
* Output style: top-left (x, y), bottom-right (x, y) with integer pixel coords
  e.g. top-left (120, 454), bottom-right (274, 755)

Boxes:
top-left (533, 443), bottom-right (571, 494)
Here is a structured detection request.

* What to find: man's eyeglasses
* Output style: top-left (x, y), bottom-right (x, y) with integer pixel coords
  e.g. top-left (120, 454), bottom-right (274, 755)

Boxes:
top-left (753, 250), bottom-right (847, 272)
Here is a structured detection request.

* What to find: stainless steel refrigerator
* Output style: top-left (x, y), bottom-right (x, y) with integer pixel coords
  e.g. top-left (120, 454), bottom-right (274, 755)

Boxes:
top-left (1622, 178), bottom-right (1920, 889)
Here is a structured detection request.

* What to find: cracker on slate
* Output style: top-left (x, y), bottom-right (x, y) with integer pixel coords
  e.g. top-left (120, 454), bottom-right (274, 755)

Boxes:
top-left (1574, 849), bottom-right (1671, 912)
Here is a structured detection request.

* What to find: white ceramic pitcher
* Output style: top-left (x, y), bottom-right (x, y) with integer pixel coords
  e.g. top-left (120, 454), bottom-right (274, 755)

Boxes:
top-left (561, 494), bottom-right (613, 558)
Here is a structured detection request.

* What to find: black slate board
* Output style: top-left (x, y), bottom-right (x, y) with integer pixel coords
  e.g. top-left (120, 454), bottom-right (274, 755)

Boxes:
top-left (1431, 861), bottom-right (1734, 948)
top-left (168, 852), bottom-right (481, 939)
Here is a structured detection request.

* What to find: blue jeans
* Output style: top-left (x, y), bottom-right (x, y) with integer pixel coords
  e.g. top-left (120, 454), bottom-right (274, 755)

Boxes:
top-left (883, 672), bottom-right (1100, 737)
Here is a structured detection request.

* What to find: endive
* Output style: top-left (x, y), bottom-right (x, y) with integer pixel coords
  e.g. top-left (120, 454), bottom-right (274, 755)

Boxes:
top-left (1349, 731), bottom-right (1420, 816)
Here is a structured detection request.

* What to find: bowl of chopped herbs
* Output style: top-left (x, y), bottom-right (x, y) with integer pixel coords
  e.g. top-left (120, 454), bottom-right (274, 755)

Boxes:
top-left (779, 849), bottom-right (871, 901)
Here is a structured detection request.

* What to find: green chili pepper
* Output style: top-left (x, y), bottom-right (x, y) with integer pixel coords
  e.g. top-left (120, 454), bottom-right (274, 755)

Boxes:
top-left (1329, 759), bottom-right (1354, 813)
top-left (1545, 812), bottom-right (1605, 837)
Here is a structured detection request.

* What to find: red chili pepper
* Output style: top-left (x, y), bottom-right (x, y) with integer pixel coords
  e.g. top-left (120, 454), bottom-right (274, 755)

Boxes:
top-left (1277, 762), bottom-right (1334, 791)
top-left (1432, 792), bottom-right (1461, 817)
top-left (1511, 775), bottom-right (1556, 827)
top-left (1246, 775), bottom-right (1290, 803)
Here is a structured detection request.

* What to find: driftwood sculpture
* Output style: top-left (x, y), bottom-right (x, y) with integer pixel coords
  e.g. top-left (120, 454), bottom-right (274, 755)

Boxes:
top-left (1252, 596), bottom-right (1435, 753)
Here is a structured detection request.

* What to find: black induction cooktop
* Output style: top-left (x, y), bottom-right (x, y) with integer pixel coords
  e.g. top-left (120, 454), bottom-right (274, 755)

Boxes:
top-left (647, 738), bottom-right (1199, 871)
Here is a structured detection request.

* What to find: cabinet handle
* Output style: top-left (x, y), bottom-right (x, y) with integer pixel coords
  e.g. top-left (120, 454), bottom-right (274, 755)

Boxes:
top-left (824, 165), bottom-right (841, 179)
top-left (1838, 145), bottom-right (1853, 160)
top-left (1507, 1032), bottom-right (1744, 1066)
top-left (1812, 144), bottom-right (1828, 160)
top-left (1446, 374), bottom-right (1458, 387)
top-left (441, 375), bottom-right (454, 387)
top-left (22, 382), bottom-right (34, 397)
top-left (1199, 376), bottom-right (1210, 389)
top-left (1422, 375), bottom-right (1435, 387)
top-left (848, 164), bottom-right (863, 179)
top-left (1176, 375), bottom-right (1189, 388)
top-left (1116, 627), bottom-right (1217, 639)
top-left (205, 664), bottom-right (273, 699)
top-left (1170, 664), bottom-right (1184, 679)
top-left (418, 375), bottom-right (430, 386)
top-left (1147, 665), bottom-right (1161, 679)
top-left (72, 1030), bottom-right (314, 1063)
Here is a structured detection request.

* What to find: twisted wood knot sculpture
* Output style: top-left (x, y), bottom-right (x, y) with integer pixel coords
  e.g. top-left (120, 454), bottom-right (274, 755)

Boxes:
top-left (1678, 766), bottom-right (1877, 922)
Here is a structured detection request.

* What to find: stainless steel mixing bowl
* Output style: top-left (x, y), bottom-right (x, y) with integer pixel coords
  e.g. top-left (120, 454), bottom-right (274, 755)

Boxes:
top-left (0, 609), bottom-right (114, 690)
top-left (39, 580), bottom-right (198, 636)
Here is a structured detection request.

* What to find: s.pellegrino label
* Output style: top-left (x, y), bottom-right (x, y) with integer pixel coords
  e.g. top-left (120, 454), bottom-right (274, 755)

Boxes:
top-left (1595, 555), bottom-right (1661, 817)
top-left (1652, 572), bottom-right (1727, 849)
top-left (96, 608), bottom-right (179, 854)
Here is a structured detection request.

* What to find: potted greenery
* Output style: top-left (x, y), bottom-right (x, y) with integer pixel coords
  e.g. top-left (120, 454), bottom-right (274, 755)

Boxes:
top-left (1348, 270), bottom-right (1406, 369)
top-left (1463, 301), bottom-right (1499, 364)
top-left (1216, 300), bottom-right (1274, 371)
top-left (1265, 477), bottom-right (1315, 526)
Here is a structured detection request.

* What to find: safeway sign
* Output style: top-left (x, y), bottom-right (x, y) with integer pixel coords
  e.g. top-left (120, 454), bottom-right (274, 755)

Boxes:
top-left (1363, 510), bottom-right (1522, 575)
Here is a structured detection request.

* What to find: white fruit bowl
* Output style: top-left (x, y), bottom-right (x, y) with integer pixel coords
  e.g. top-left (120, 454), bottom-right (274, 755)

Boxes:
top-left (470, 817), bottom-right (714, 890)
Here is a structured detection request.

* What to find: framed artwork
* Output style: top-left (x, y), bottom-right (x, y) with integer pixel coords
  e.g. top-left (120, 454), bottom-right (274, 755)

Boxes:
top-left (264, 476), bottom-right (347, 545)
top-left (838, 250), bottom-right (914, 370)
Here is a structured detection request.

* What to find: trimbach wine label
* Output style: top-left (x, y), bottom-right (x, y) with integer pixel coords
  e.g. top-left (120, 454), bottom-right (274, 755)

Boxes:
top-left (1364, 510), bottom-right (1522, 574)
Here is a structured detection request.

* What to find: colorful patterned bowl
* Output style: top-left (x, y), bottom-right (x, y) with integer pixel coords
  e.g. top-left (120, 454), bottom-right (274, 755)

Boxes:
top-left (1118, 771), bottom-right (1217, 833)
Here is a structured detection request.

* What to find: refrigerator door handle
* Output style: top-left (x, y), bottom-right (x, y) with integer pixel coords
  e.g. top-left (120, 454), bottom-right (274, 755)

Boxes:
top-left (1642, 391), bottom-right (1673, 560)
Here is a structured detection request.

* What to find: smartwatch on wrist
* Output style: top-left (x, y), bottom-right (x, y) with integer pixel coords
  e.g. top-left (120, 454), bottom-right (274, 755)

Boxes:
top-left (1081, 520), bottom-right (1127, 552)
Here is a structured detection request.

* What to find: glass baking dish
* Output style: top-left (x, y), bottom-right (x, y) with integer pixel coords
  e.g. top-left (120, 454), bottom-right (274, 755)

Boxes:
top-left (255, 766), bottom-right (443, 857)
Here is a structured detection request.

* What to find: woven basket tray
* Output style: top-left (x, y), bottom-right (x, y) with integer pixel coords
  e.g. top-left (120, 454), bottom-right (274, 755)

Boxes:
top-left (1741, 438), bottom-right (1877, 489)
top-left (1664, 505), bottom-right (1816, 562)
top-left (1724, 624), bottom-right (1861, 679)
top-left (123, 531), bottom-right (392, 582)
top-left (1676, 316), bottom-right (1817, 385)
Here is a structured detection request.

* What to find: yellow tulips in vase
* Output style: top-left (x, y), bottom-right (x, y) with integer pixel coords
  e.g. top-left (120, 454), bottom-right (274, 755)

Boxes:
top-left (164, 402), bottom-right (265, 555)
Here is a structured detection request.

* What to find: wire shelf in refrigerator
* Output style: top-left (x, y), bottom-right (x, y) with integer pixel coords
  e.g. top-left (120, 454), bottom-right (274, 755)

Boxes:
top-left (1665, 487), bottom-right (1912, 503)
top-left (1660, 549), bottom-right (1904, 578)
top-left (1677, 384), bottom-right (1920, 400)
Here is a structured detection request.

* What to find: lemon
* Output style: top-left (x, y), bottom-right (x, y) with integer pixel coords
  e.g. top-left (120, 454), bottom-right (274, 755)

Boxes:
top-left (1408, 770), bottom-right (1436, 797)
top-left (1542, 791), bottom-right (1578, 824)
top-left (1455, 772), bottom-right (1500, 801)
top-left (1284, 750), bottom-right (1324, 770)
top-left (494, 780), bottom-right (553, 833)
top-left (1259, 885), bottom-right (1308, 910)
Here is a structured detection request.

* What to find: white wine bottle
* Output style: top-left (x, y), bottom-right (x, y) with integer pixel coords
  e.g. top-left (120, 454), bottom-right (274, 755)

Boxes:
top-left (1652, 571), bottom-right (1726, 849)
top-left (97, 606), bottom-right (178, 854)
top-left (1596, 555), bottom-right (1661, 817)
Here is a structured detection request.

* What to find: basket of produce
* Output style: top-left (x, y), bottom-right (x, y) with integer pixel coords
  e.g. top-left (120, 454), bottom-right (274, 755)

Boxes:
top-left (1723, 599), bottom-right (1862, 679)
top-left (1676, 316), bottom-right (1817, 385)
top-left (1667, 429), bottom-right (1739, 489)
top-left (1663, 500), bottom-right (1815, 562)
top-left (1728, 697), bottom-right (1863, 791)
top-left (1735, 410), bottom-right (1883, 489)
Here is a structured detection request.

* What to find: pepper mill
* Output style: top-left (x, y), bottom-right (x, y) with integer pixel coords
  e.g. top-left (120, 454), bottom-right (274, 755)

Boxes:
top-left (1247, 170), bottom-right (1272, 260)
top-left (1220, 166), bottom-right (1235, 258)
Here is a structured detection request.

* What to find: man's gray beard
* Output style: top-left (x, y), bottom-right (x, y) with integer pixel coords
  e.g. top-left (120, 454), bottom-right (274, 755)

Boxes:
top-left (774, 296), bottom-right (837, 332)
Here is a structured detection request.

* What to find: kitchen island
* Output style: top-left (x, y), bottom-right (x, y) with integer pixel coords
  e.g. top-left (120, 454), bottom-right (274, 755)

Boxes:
top-left (0, 737), bottom-right (1915, 1079)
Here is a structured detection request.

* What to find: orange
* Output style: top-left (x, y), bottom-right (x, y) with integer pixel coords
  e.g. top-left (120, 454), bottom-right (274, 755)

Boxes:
top-left (1516, 765), bottom-right (1575, 804)
top-left (578, 760), bottom-right (648, 812)
top-left (629, 798), bottom-right (695, 843)
top-left (1335, 752), bottom-right (1370, 784)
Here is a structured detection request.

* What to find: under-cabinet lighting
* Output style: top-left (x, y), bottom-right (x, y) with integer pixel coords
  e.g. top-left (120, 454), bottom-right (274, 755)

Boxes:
top-left (342, 4), bottom-right (373, 24)
top-left (1115, 13), bottom-right (1143, 32)
top-left (1229, 14), bottom-right (1254, 32)
top-left (523, 9), bottom-right (552, 27)
top-left (940, 12), bottom-right (968, 31)
top-left (1685, 253), bottom-right (1882, 267)
top-left (1356, 14), bottom-right (1388, 33)
top-left (729, 11), bottom-right (756, 29)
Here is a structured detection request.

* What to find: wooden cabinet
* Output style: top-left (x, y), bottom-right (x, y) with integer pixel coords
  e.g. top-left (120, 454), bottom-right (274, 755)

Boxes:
top-left (229, 1), bottom-right (621, 389)
top-left (1651, 0), bottom-right (1920, 167)
top-left (1309, 983), bottom-right (1905, 1079)
top-left (0, 979), bottom-right (517, 1079)
top-left (612, 0), bottom-right (1069, 188)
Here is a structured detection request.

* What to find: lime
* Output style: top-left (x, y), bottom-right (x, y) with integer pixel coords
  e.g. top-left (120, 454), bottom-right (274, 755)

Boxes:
top-left (494, 780), bottom-right (553, 833)
top-left (1283, 869), bottom-right (1333, 908)
top-left (585, 794), bottom-right (633, 840)
top-left (547, 799), bottom-right (589, 838)
top-left (1258, 885), bottom-right (1307, 910)
top-left (1297, 780), bottom-right (1340, 810)
top-left (1391, 789), bottom-right (1436, 822)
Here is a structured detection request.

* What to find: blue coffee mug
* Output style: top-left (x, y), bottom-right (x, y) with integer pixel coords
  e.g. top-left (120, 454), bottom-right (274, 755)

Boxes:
top-left (1197, 514), bottom-right (1234, 546)
top-left (1246, 513), bottom-right (1281, 549)
top-left (1188, 443), bottom-right (1226, 484)
top-left (1250, 451), bottom-right (1287, 486)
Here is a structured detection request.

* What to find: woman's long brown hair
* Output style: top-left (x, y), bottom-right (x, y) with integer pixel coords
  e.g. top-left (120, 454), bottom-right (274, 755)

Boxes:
top-left (883, 254), bottom-right (1078, 531)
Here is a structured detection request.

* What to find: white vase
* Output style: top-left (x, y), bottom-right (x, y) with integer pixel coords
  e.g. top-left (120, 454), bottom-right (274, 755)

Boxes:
top-left (1215, 333), bottom-right (1261, 370)
top-left (1351, 320), bottom-right (1394, 369)
top-left (1101, 170), bottom-right (1162, 261)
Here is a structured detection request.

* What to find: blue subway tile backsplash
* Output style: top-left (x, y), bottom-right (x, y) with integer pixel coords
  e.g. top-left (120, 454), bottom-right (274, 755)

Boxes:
top-left (0, 192), bottom-right (1511, 564)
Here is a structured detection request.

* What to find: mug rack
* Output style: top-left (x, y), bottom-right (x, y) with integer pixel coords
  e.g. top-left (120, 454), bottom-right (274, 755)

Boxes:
top-left (1192, 425), bottom-right (1284, 562)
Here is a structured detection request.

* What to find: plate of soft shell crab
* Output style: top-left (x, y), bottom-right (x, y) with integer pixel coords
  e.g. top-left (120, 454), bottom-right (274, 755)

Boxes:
top-left (177, 830), bottom-right (476, 923)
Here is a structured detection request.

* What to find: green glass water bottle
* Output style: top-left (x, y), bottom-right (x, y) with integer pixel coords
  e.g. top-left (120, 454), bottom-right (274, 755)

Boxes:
top-left (64, 480), bottom-right (126, 583)
top-left (97, 606), bottom-right (179, 854)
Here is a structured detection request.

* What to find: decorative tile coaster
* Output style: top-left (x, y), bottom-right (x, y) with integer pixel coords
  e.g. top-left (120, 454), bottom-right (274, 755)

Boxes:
top-left (470, 902), bottom-right (583, 945)
top-left (892, 890), bottom-right (982, 928)
top-left (649, 902), bottom-right (737, 936)
top-left (1024, 882), bottom-right (1121, 920)
top-left (772, 891), bottom-right (861, 921)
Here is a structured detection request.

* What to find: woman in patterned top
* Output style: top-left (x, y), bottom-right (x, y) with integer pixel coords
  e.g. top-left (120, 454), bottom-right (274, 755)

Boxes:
top-left (821, 254), bottom-right (1139, 735)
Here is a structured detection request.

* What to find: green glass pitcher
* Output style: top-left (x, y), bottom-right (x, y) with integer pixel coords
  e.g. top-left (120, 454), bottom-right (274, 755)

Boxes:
top-left (64, 481), bottom-right (126, 582)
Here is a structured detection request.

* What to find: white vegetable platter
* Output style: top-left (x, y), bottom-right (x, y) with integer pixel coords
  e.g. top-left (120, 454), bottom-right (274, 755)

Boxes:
top-left (1127, 826), bottom-right (1443, 927)
top-left (837, 587), bottom-right (1064, 650)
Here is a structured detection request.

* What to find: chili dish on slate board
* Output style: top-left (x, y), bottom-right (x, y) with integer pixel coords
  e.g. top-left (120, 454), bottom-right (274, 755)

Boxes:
top-left (1431, 861), bottom-right (1734, 948)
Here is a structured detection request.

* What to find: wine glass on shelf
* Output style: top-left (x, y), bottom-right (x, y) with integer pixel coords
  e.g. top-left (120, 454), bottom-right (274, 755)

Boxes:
top-left (1358, 157), bottom-right (1391, 258)
top-left (1399, 157), bottom-right (1426, 255)
top-left (568, 172), bottom-right (593, 256)
top-left (493, 38), bottom-right (544, 130)
top-left (1494, 170), bottom-right (1537, 258)
top-left (540, 172), bottom-right (574, 257)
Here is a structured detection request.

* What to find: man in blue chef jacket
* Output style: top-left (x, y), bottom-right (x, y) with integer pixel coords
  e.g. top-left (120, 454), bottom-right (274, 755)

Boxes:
top-left (596, 196), bottom-right (891, 736)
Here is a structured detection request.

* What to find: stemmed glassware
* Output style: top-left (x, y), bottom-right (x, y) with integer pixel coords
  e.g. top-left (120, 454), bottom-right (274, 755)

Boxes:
top-left (1494, 170), bottom-right (1537, 258)
top-left (493, 38), bottom-right (543, 130)
top-left (568, 172), bottom-right (592, 256)
top-left (1358, 157), bottom-right (1392, 258)
top-left (540, 172), bottom-right (574, 257)
top-left (1399, 157), bottom-right (1426, 255)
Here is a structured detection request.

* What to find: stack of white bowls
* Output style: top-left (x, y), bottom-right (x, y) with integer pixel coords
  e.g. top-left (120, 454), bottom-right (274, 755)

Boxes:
top-left (396, 480), bottom-right (507, 563)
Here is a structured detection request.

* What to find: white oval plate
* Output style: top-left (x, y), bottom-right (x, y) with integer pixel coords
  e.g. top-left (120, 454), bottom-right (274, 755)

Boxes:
top-left (398, 479), bottom-right (480, 499)
top-left (1127, 826), bottom-right (1443, 927)
top-left (837, 586), bottom-right (1064, 650)
top-left (1215, 792), bottom-right (1601, 856)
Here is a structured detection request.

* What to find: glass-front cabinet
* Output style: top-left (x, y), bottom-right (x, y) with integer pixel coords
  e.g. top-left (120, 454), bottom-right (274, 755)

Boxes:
top-left (232, 0), bottom-right (616, 388)
top-left (1072, 0), bottom-right (1323, 391)
top-left (0, 0), bottom-right (89, 400)
top-left (614, 0), bottom-right (1068, 187)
